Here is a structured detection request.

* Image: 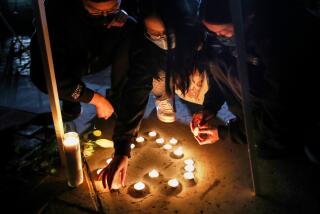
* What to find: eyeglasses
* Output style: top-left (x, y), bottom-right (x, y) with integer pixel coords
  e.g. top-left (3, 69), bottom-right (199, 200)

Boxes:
top-left (145, 31), bottom-right (167, 41)
top-left (84, 2), bottom-right (120, 17)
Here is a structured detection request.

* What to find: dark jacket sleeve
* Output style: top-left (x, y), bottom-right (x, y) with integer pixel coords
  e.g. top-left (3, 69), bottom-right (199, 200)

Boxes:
top-left (113, 35), bottom-right (166, 157)
top-left (202, 64), bottom-right (226, 115)
top-left (30, 0), bottom-right (95, 103)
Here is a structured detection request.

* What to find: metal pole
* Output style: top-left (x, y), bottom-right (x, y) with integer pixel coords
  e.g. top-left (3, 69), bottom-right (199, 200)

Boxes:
top-left (229, 0), bottom-right (260, 195)
top-left (33, 0), bottom-right (66, 166)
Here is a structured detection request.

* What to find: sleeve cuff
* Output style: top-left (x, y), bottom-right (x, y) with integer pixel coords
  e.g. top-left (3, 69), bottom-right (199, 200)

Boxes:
top-left (113, 136), bottom-right (133, 158)
top-left (79, 87), bottom-right (94, 103)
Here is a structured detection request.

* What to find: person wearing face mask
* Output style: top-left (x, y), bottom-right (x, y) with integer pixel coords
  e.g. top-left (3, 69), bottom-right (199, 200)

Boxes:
top-left (168, 0), bottom-right (269, 156)
top-left (97, 0), bottom-right (200, 190)
top-left (30, 0), bottom-right (136, 121)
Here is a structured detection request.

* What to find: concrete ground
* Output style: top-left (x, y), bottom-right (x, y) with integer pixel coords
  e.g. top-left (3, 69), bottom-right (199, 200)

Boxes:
top-left (1, 59), bottom-right (320, 213)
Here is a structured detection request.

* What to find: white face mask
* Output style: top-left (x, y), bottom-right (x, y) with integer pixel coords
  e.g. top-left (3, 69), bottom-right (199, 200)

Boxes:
top-left (145, 33), bottom-right (176, 50)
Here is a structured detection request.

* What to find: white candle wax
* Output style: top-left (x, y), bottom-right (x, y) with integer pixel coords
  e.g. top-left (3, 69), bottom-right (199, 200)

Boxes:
top-left (134, 181), bottom-right (145, 191)
top-left (184, 159), bottom-right (194, 165)
top-left (184, 172), bottom-right (195, 180)
top-left (136, 136), bottom-right (145, 143)
top-left (148, 131), bottom-right (157, 137)
top-left (169, 138), bottom-right (178, 145)
top-left (163, 144), bottom-right (173, 150)
top-left (168, 178), bottom-right (179, 188)
top-left (63, 132), bottom-right (83, 187)
top-left (148, 169), bottom-right (159, 178)
top-left (173, 147), bottom-right (184, 157)
top-left (155, 138), bottom-right (165, 145)
top-left (184, 164), bottom-right (195, 172)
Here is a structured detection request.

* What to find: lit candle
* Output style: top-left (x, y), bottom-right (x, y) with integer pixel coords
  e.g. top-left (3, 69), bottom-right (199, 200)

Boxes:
top-left (163, 144), bottom-right (173, 150)
top-left (96, 168), bottom-right (103, 175)
top-left (134, 181), bottom-right (145, 191)
top-left (155, 138), bottom-right (165, 145)
top-left (148, 169), bottom-right (159, 178)
top-left (63, 132), bottom-right (83, 187)
top-left (131, 143), bottom-right (135, 149)
top-left (168, 178), bottom-right (179, 188)
top-left (169, 138), bottom-right (178, 145)
top-left (93, 130), bottom-right (102, 137)
top-left (193, 127), bottom-right (199, 137)
top-left (148, 131), bottom-right (157, 137)
top-left (184, 159), bottom-right (194, 165)
top-left (106, 158), bottom-right (112, 164)
top-left (184, 164), bottom-right (195, 172)
top-left (184, 172), bottom-right (195, 180)
top-left (136, 136), bottom-right (145, 143)
top-left (173, 147), bottom-right (184, 158)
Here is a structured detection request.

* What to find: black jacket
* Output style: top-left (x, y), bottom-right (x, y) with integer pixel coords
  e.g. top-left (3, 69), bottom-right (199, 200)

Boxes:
top-left (112, 25), bottom-right (167, 157)
top-left (30, 0), bottom-right (136, 103)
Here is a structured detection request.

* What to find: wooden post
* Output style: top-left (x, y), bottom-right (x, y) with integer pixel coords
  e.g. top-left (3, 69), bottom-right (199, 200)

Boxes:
top-left (33, 0), bottom-right (66, 166)
top-left (229, 0), bottom-right (260, 195)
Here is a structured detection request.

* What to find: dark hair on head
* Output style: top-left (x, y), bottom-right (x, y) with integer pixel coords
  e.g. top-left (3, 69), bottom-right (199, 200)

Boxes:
top-left (166, 23), bottom-right (207, 95)
top-left (138, 0), bottom-right (165, 21)
top-left (199, 0), bottom-right (231, 24)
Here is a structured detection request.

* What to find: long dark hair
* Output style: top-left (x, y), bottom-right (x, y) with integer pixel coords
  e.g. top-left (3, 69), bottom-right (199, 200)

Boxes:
top-left (166, 22), bottom-right (207, 96)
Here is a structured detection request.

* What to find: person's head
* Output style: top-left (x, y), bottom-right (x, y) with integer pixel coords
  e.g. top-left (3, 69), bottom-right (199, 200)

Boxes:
top-left (82, 0), bottom-right (127, 28)
top-left (199, 0), bottom-right (234, 38)
top-left (139, 0), bottom-right (166, 41)
top-left (83, 0), bottom-right (121, 16)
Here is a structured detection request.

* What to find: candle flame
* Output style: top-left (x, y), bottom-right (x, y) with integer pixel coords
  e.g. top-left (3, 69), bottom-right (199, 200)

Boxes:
top-left (148, 169), bottom-right (159, 178)
top-left (169, 138), bottom-right (178, 145)
top-left (184, 164), bottom-right (195, 172)
top-left (134, 181), bottom-right (145, 191)
top-left (168, 178), bottom-right (179, 188)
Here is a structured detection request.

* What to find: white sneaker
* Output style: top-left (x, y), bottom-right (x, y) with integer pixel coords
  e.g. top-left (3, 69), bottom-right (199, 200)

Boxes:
top-left (155, 99), bottom-right (176, 123)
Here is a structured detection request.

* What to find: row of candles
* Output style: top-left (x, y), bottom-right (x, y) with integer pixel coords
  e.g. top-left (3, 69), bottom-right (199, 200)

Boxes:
top-left (97, 157), bottom-right (196, 192)
top-left (95, 131), bottom-right (196, 193)
top-left (135, 131), bottom-right (183, 158)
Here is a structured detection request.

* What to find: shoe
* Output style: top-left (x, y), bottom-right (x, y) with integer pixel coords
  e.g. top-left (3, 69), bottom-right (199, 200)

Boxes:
top-left (61, 101), bottom-right (82, 121)
top-left (155, 99), bottom-right (176, 123)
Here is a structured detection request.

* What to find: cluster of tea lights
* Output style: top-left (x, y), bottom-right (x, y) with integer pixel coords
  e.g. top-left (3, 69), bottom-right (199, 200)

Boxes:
top-left (111, 131), bottom-right (197, 194)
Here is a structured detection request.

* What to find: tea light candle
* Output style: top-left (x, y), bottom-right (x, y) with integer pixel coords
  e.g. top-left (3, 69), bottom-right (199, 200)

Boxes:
top-left (184, 159), bottom-right (194, 165)
top-left (148, 131), bottom-right (157, 137)
top-left (169, 138), bottom-right (178, 145)
top-left (184, 172), bottom-right (195, 180)
top-left (155, 137), bottom-right (165, 145)
top-left (63, 132), bottom-right (83, 187)
top-left (168, 178), bottom-right (179, 188)
top-left (136, 136), bottom-right (145, 143)
top-left (163, 144), bottom-right (173, 150)
top-left (134, 181), bottom-right (145, 191)
top-left (184, 164), bottom-right (195, 172)
top-left (193, 127), bottom-right (199, 137)
top-left (148, 169), bottom-right (159, 178)
top-left (131, 143), bottom-right (135, 149)
top-left (173, 147), bottom-right (184, 157)
top-left (106, 158), bottom-right (112, 164)
top-left (93, 130), bottom-right (102, 137)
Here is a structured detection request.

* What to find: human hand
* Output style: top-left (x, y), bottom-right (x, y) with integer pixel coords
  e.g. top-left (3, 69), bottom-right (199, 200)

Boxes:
top-left (98, 155), bottom-right (128, 190)
top-left (90, 92), bottom-right (114, 120)
top-left (190, 111), bottom-right (219, 145)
